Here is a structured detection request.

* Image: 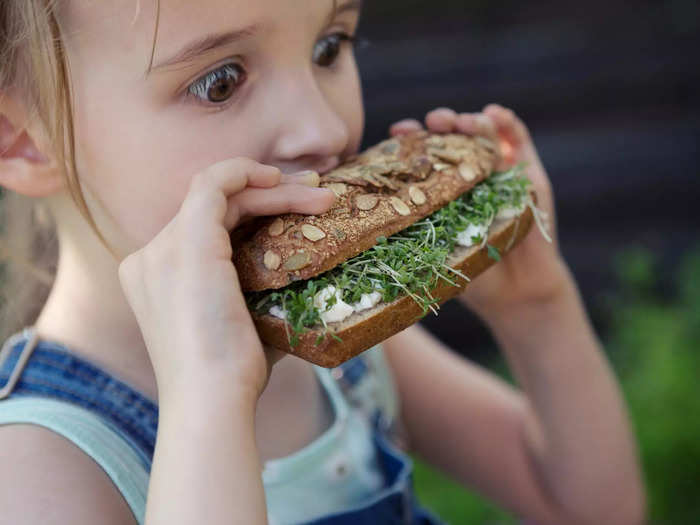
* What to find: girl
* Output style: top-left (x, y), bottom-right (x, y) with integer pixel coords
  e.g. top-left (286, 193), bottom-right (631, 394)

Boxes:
top-left (0, 1), bottom-right (645, 524)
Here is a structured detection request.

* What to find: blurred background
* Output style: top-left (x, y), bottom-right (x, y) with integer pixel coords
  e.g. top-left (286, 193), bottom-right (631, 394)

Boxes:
top-left (356, 1), bottom-right (700, 523)
top-left (0, 1), bottom-right (697, 524)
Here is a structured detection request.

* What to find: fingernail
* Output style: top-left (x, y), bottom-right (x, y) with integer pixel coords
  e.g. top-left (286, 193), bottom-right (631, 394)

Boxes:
top-left (312, 187), bottom-right (336, 201)
top-left (289, 170), bottom-right (320, 187)
top-left (475, 114), bottom-right (494, 131)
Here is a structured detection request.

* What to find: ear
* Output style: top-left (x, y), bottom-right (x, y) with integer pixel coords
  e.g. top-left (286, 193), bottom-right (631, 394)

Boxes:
top-left (0, 93), bottom-right (65, 198)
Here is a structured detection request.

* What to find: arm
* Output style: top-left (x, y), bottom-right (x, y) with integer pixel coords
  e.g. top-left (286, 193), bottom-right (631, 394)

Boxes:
top-left (386, 106), bottom-right (645, 525)
top-left (0, 424), bottom-right (137, 525)
top-left (145, 379), bottom-right (266, 525)
top-left (384, 276), bottom-right (644, 525)
top-left (118, 159), bottom-right (335, 525)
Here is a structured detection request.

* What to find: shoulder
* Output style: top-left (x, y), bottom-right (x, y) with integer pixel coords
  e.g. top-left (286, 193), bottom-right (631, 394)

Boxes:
top-left (0, 423), bottom-right (138, 525)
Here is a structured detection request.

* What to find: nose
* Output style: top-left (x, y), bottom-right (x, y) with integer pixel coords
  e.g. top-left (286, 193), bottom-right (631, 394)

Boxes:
top-left (267, 70), bottom-right (350, 173)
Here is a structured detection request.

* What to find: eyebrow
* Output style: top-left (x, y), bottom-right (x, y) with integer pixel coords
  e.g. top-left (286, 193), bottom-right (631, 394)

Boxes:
top-left (149, 24), bottom-right (261, 73)
top-left (149, 0), bottom-right (363, 75)
top-left (331, 0), bottom-right (364, 20)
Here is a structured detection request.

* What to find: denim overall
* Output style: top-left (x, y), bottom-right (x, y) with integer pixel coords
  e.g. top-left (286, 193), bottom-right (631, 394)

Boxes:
top-left (0, 329), bottom-right (445, 525)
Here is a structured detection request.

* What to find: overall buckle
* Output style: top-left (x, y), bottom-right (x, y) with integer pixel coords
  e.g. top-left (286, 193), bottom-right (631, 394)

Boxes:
top-left (0, 329), bottom-right (40, 400)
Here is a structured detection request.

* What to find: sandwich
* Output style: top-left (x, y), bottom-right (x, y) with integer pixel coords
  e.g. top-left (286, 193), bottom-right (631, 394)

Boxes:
top-left (234, 131), bottom-right (546, 368)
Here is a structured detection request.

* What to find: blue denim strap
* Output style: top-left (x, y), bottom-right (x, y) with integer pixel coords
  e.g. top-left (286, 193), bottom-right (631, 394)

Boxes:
top-left (0, 331), bottom-right (447, 524)
top-left (0, 330), bottom-right (158, 467)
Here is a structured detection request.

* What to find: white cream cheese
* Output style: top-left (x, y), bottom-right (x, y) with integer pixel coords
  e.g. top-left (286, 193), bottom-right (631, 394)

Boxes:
top-left (352, 291), bottom-right (382, 313)
top-left (496, 203), bottom-right (526, 220)
top-left (269, 287), bottom-right (383, 325)
top-left (456, 223), bottom-right (489, 248)
top-left (269, 305), bottom-right (288, 320)
top-left (314, 286), bottom-right (355, 324)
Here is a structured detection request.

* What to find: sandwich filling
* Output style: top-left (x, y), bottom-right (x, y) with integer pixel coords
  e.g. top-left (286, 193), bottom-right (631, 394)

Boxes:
top-left (247, 165), bottom-right (544, 346)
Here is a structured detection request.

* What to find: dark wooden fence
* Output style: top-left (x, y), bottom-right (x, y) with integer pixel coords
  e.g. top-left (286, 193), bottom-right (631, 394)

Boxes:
top-left (356, 0), bottom-right (700, 356)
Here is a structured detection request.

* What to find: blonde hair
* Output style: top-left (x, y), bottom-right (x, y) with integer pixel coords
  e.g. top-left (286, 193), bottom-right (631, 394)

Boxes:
top-left (0, 0), bottom-right (126, 342)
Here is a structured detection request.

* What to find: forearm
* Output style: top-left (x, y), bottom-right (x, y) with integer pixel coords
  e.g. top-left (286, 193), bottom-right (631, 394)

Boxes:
top-left (485, 268), bottom-right (645, 523)
top-left (145, 382), bottom-right (267, 525)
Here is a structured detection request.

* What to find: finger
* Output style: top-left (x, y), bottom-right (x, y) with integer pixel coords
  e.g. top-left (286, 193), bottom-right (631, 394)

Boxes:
top-left (226, 186), bottom-right (336, 230)
top-left (211, 158), bottom-right (282, 189)
top-left (455, 112), bottom-right (497, 138)
top-left (425, 107), bottom-right (458, 133)
top-left (192, 158), bottom-right (282, 195)
top-left (281, 170), bottom-right (320, 187)
top-left (389, 119), bottom-right (424, 136)
top-left (182, 158), bottom-right (281, 226)
top-left (483, 104), bottom-right (539, 167)
top-left (483, 104), bottom-right (531, 147)
top-left (484, 104), bottom-right (555, 226)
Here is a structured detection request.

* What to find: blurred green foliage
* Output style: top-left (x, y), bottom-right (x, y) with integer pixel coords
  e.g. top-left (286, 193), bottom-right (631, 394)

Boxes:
top-left (606, 247), bottom-right (700, 524)
top-left (412, 246), bottom-right (700, 525)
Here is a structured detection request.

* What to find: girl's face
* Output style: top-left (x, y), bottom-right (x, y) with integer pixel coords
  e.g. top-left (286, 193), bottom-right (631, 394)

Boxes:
top-left (59, 0), bottom-right (364, 256)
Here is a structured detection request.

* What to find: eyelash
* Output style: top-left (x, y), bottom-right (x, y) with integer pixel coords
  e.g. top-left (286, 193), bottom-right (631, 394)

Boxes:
top-left (185, 31), bottom-right (367, 106)
top-left (187, 63), bottom-right (246, 104)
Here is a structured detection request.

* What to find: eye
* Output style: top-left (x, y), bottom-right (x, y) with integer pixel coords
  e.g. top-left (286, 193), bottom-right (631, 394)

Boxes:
top-left (187, 62), bottom-right (247, 104)
top-left (313, 32), bottom-right (355, 67)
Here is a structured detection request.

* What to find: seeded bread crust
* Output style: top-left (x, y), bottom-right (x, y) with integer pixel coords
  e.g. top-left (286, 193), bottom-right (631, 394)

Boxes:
top-left (252, 203), bottom-right (535, 368)
top-left (233, 131), bottom-right (500, 292)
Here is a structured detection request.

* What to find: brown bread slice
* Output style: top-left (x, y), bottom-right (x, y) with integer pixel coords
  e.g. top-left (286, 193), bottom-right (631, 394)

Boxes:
top-left (252, 203), bottom-right (535, 368)
top-left (233, 131), bottom-right (499, 292)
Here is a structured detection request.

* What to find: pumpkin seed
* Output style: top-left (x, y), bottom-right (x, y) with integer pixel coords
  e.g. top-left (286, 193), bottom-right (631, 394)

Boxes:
top-left (426, 136), bottom-right (445, 148)
top-left (356, 194), bottom-right (379, 211)
top-left (430, 148), bottom-right (462, 164)
top-left (390, 197), bottom-right (411, 216)
top-left (268, 218), bottom-right (284, 237)
top-left (301, 224), bottom-right (326, 242)
top-left (283, 251), bottom-right (312, 271)
top-left (408, 186), bottom-right (427, 205)
top-left (326, 183), bottom-right (347, 196)
top-left (476, 136), bottom-right (496, 152)
top-left (458, 162), bottom-right (477, 182)
top-left (380, 140), bottom-right (400, 155)
top-left (263, 250), bottom-right (281, 270)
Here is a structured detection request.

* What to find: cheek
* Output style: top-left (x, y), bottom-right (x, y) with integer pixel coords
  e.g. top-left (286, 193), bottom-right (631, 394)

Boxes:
top-left (337, 60), bottom-right (365, 153)
top-left (72, 102), bottom-right (191, 248)
top-left (71, 88), bottom-right (261, 251)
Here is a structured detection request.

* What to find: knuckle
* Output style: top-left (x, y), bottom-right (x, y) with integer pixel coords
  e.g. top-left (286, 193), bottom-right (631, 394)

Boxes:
top-left (228, 156), bottom-right (257, 173)
top-left (189, 170), bottom-right (211, 192)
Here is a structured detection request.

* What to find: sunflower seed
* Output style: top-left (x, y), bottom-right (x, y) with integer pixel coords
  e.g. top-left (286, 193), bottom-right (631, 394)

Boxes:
top-left (268, 218), bottom-right (284, 237)
top-left (390, 197), bottom-right (411, 216)
top-left (301, 224), bottom-right (326, 242)
top-left (356, 194), bottom-right (379, 211)
top-left (283, 251), bottom-right (312, 271)
top-left (263, 250), bottom-right (281, 270)
top-left (408, 186), bottom-right (427, 205)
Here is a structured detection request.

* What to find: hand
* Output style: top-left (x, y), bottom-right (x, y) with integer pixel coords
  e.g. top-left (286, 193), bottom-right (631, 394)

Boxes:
top-left (390, 105), bottom-right (569, 321)
top-left (118, 159), bottom-right (335, 402)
